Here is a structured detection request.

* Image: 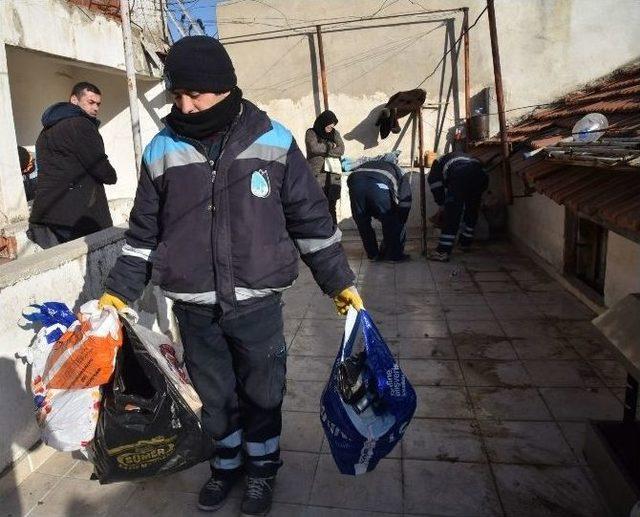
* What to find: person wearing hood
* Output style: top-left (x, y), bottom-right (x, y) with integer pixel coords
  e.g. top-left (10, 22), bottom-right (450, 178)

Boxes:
top-left (28, 82), bottom-right (117, 249)
top-left (98, 36), bottom-right (362, 515)
top-left (305, 110), bottom-right (345, 224)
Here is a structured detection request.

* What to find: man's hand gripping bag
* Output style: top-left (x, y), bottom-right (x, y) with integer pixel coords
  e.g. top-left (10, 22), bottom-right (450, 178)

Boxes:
top-left (320, 308), bottom-right (417, 475)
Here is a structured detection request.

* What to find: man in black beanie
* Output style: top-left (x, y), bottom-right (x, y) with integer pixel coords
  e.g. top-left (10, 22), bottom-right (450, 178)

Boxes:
top-left (99, 36), bottom-right (363, 515)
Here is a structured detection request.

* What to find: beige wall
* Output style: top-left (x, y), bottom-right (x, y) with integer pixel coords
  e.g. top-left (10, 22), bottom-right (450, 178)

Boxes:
top-left (509, 192), bottom-right (566, 270)
top-left (218, 0), bottom-right (640, 159)
top-left (604, 232), bottom-right (640, 308)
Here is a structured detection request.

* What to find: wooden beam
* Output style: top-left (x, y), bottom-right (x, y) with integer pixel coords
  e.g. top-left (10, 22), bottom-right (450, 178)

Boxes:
top-left (316, 25), bottom-right (329, 111)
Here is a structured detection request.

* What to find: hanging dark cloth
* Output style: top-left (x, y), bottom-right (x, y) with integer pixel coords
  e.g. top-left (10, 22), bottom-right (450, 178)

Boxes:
top-left (375, 89), bottom-right (426, 139)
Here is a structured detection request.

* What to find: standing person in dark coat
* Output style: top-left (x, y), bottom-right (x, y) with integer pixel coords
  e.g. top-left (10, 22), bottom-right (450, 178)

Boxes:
top-left (17, 146), bottom-right (37, 202)
top-left (305, 110), bottom-right (345, 224)
top-left (426, 151), bottom-right (488, 262)
top-left (28, 82), bottom-right (117, 249)
top-left (347, 159), bottom-right (412, 262)
top-left (98, 36), bottom-right (362, 516)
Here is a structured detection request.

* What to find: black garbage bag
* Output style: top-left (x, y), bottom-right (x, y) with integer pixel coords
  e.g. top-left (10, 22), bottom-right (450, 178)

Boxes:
top-left (89, 317), bottom-right (214, 483)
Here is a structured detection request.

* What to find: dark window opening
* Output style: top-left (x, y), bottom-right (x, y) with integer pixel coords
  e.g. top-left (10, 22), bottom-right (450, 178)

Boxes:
top-left (564, 211), bottom-right (608, 296)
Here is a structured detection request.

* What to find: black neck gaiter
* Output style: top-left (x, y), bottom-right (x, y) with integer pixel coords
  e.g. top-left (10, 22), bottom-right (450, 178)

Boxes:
top-left (165, 86), bottom-right (242, 140)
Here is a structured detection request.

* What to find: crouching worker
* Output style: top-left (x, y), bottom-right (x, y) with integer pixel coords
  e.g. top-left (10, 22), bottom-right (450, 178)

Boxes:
top-left (98, 36), bottom-right (363, 515)
top-left (347, 158), bottom-right (412, 262)
top-left (427, 152), bottom-right (488, 262)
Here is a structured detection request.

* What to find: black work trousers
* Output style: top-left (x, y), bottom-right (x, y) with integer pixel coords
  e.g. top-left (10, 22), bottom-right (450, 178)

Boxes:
top-left (172, 300), bottom-right (287, 478)
top-left (349, 176), bottom-right (406, 260)
top-left (436, 172), bottom-right (488, 254)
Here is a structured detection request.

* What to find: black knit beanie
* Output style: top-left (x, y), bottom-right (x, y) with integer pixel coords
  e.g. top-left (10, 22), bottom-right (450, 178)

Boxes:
top-left (164, 36), bottom-right (237, 93)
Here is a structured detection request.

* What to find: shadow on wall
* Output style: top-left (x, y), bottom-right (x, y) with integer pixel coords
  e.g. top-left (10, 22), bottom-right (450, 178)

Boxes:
top-left (344, 104), bottom-right (386, 150)
top-left (0, 357), bottom-right (37, 516)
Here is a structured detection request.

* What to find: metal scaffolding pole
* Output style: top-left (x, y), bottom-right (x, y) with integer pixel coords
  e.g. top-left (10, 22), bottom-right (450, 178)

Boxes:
top-left (119, 0), bottom-right (142, 177)
top-left (316, 25), bottom-right (330, 111)
top-left (417, 108), bottom-right (427, 255)
top-left (463, 7), bottom-right (471, 147)
top-left (487, 0), bottom-right (513, 204)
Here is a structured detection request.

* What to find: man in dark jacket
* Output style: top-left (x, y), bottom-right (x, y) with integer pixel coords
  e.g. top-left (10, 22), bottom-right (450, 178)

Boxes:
top-left (426, 151), bottom-right (488, 261)
top-left (28, 82), bottom-right (116, 249)
top-left (347, 159), bottom-right (412, 262)
top-left (98, 36), bottom-right (362, 515)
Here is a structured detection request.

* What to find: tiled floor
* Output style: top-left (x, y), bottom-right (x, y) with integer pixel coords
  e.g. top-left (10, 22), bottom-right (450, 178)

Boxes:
top-left (1, 233), bottom-right (620, 516)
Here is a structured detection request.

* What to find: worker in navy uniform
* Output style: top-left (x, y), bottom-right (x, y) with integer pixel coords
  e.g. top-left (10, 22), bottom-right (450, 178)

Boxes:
top-left (98, 36), bottom-right (362, 516)
top-left (426, 151), bottom-right (488, 261)
top-left (347, 158), bottom-right (412, 262)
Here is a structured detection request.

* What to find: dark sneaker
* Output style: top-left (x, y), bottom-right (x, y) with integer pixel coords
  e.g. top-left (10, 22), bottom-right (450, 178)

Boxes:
top-left (241, 476), bottom-right (275, 515)
top-left (198, 470), bottom-right (242, 512)
top-left (426, 250), bottom-right (450, 262)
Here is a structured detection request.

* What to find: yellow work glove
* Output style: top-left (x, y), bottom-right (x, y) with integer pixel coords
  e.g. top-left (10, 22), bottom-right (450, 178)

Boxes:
top-left (98, 292), bottom-right (127, 311)
top-left (333, 286), bottom-right (364, 316)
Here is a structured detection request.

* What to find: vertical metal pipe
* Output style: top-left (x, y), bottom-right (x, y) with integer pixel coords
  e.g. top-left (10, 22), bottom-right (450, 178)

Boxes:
top-left (316, 25), bottom-right (329, 111)
top-left (486, 0), bottom-right (513, 204)
top-left (462, 7), bottom-right (471, 146)
top-left (119, 0), bottom-right (143, 178)
top-left (417, 108), bottom-right (427, 255)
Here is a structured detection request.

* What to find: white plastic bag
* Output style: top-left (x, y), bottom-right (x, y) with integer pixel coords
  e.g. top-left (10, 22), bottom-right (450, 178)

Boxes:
top-left (120, 309), bottom-right (202, 415)
top-left (21, 302), bottom-right (102, 451)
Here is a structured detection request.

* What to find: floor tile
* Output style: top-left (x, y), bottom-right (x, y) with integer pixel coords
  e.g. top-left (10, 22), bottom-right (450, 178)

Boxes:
top-left (477, 282), bottom-right (522, 294)
top-left (281, 411), bottom-right (324, 453)
top-left (500, 320), bottom-right (561, 339)
top-left (403, 419), bottom-right (485, 462)
top-left (273, 451), bottom-right (318, 505)
top-left (472, 272), bottom-right (513, 282)
top-left (469, 387), bottom-right (552, 420)
top-left (539, 387), bottom-right (622, 421)
top-left (35, 452), bottom-right (78, 477)
top-left (537, 303), bottom-right (594, 321)
top-left (400, 359), bottom-right (465, 386)
top-left (397, 320), bottom-right (450, 339)
top-left (439, 294), bottom-right (487, 306)
top-left (303, 506), bottom-right (401, 516)
top-left (0, 472), bottom-right (60, 517)
top-left (553, 321), bottom-right (604, 340)
top-left (522, 361), bottom-right (602, 388)
top-left (461, 361), bottom-right (532, 387)
top-left (557, 422), bottom-right (588, 465)
top-left (309, 456), bottom-right (402, 513)
top-left (455, 340), bottom-right (517, 361)
top-left (479, 420), bottom-right (576, 465)
top-left (413, 386), bottom-right (474, 419)
top-left (448, 320), bottom-right (505, 337)
top-left (567, 337), bottom-right (615, 361)
top-left (283, 381), bottom-right (325, 412)
top-left (493, 464), bottom-right (608, 517)
top-left (444, 306), bottom-right (495, 321)
top-left (588, 360), bottom-right (628, 387)
top-left (286, 355), bottom-right (333, 382)
top-left (289, 334), bottom-right (341, 358)
top-left (395, 304), bottom-right (446, 321)
top-left (490, 304), bottom-right (544, 321)
top-left (27, 476), bottom-right (136, 517)
top-left (403, 460), bottom-right (502, 516)
top-left (510, 338), bottom-right (579, 360)
top-left (395, 338), bottom-right (456, 359)
top-left (138, 461), bottom-right (211, 494)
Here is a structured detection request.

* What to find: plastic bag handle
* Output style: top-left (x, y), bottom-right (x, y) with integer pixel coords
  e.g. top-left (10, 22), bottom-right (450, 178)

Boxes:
top-left (118, 307), bottom-right (139, 324)
top-left (340, 307), bottom-right (365, 362)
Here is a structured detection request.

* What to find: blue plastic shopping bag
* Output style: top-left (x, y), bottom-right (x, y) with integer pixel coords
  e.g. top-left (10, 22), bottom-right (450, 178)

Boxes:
top-left (320, 308), bottom-right (416, 475)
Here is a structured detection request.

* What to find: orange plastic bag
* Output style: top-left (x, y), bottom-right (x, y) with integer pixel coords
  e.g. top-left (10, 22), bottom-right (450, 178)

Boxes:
top-left (44, 300), bottom-right (123, 389)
